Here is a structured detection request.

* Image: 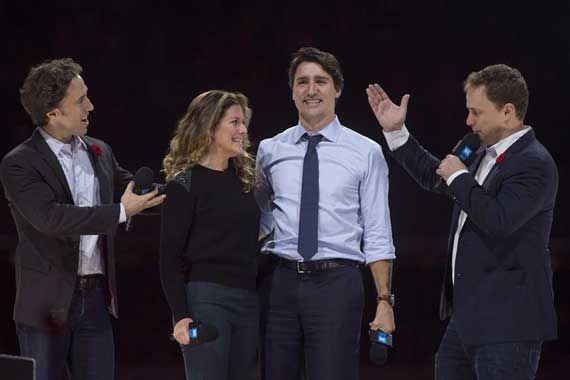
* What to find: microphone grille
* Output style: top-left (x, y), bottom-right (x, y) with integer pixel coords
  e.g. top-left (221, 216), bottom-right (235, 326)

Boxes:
top-left (133, 167), bottom-right (154, 188)
top-left (462, 132), bottom-right (481, 150)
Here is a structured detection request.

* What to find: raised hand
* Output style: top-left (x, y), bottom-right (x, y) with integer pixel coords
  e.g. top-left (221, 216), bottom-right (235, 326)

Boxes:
top-left (366, 84), bottom-right (410, 132)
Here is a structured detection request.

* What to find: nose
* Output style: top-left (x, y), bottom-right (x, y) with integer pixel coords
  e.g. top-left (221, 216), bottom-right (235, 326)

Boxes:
top-left (466, 112), bottom-right (473, 127)
top-left (86, 96), bottom-right (94, 112)
top-left (307, 81), bottom-right (316, 96)
top-left (238, 122), bottom-right (247, 134)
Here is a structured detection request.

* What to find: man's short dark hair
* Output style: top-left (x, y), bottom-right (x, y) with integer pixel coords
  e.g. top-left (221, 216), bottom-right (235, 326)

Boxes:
top-left (20, 58), bottom-right (83, 127)
top-left (288, 47), bottom-right (344, 92)
top-left (464, 64), bottom-right (529, 121)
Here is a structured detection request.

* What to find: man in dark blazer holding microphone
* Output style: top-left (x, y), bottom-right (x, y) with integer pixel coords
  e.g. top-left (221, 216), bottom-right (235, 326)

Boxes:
top-left (0, 58), bottom-right (165, 380)
top-left (366, 64), bottom-right (557, 380)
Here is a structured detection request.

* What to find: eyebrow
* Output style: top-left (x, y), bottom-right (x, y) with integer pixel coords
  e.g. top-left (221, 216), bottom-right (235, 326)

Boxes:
top-left (295, 75), bottom-right (331, 82)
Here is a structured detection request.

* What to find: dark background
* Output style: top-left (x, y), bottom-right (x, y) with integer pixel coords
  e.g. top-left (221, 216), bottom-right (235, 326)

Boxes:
top-left (1, 1), bottom-right (568, 379)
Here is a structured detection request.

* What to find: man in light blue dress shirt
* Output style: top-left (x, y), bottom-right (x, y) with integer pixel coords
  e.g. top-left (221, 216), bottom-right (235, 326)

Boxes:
top-left (256, 47), bottom-right (396, 380)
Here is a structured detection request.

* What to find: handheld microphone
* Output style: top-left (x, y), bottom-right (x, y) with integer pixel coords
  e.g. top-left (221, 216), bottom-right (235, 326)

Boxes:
top-left (125, 167), bottom-right (154, 231)
top-left (187, 322), bottom-right (219, 345)
top-left (434, 132), bottom-right (481, 190)
top-left (170, 322), bottom-right (219, 346)
top-left (369, 329), bottom-right (393, 365)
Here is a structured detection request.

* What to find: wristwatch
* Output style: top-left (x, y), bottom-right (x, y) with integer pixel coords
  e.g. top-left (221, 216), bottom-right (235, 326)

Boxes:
top-left (377, 293), bottom-right (395, 307)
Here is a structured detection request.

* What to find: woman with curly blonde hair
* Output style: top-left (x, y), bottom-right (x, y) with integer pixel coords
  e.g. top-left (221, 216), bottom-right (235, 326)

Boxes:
top-left (159, 90), bottom-right (260, 380)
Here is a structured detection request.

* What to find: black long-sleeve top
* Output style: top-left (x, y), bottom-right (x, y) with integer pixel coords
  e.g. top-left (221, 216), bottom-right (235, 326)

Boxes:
top-left (159, 165), bottom-right (260, 323)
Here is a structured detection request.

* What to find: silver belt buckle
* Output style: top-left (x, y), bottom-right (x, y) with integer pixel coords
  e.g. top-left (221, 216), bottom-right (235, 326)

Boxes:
top-left (296, 261), bottom-right (306, 274)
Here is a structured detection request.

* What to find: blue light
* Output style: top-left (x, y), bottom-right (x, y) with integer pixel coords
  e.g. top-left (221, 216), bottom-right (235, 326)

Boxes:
top-left (459, 146), bottom-right (473, 161)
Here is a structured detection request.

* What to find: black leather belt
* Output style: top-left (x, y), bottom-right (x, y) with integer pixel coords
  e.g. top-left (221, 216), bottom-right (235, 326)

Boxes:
top-left (273, 256), bottom-right (362, 274)
top-left (76, 274), bottom-right (106, 290)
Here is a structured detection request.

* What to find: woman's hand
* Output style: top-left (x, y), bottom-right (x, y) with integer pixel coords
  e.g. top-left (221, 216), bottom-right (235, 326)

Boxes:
top-left (172, 317), bottom-right (194, 345)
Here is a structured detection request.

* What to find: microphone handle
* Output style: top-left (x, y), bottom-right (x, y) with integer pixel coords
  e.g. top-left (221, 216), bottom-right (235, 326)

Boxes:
top-left (433, 138), bottom-right (463, 191)
top-left (125, 216), bottom-right (133, 232)
top-left (124, 185), bottom-right (153, 232)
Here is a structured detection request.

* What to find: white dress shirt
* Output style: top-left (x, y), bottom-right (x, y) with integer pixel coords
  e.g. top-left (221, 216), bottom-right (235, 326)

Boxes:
top-left (39, 129), bottom-right (107, 275)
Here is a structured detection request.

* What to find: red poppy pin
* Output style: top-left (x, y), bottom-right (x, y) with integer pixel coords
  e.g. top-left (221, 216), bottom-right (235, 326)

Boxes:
top-left (495, 153), bottom-right (505, 164)
top-left (90, 144), bottom-right (102, 157)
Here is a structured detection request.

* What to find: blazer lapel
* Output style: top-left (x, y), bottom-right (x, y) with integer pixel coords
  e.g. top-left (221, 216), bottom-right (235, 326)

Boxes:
top-left (83, 138), bottom-right (112, 204)
top-left (482, 164), bottom-right (500, 189)
top-left (31, 129), bottom-right (74, 201)
top-left (469, 147), bottom-right (486, 176)
top-left (482, 128), bottom-right (536, 189)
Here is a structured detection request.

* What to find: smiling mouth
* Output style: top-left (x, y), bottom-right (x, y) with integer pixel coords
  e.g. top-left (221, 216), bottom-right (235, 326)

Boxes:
top-left (304, 99), bottom-right (322, 105)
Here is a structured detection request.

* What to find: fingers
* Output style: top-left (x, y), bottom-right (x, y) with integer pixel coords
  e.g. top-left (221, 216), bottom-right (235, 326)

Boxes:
top-left (373, 84), bottom-right (392, 103)
top-left (142, 187), bottom-right (166, 205)
top-left (369, 319), bottom-right (382, 330)
top-left (172, 318), bottom-right (192, 345)
top-left (141, 186), bottom-right (159, 200)
top-left (366, 84), bottom-right (385, 104)
top-left (125, 181), bottom-right (134, 193)
top-left (149, 194), bottom-right (166, 208)
top-left (369, 302), bottom-right (395, 333)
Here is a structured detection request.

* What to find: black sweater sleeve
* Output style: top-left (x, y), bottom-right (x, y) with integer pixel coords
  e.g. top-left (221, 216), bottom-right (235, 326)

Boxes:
top-left (159, 173), bottom-right (194, 323)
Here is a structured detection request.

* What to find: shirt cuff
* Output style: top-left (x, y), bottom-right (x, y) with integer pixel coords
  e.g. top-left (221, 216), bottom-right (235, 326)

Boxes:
top-left (119, 203), bottom-right (127, 223)
top-left (364, 251), bottom-right (396, 265)
top-left (382, 125), bottom-right (410, 151)
top-left (446, 170), bottom-right (469, 186)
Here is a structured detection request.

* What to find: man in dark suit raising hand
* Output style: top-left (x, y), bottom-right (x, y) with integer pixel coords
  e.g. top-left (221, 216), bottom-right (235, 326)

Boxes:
top-left (1, 58), bottom-right (165, 380)
top-left (366, 64), bottom-right (558, 380)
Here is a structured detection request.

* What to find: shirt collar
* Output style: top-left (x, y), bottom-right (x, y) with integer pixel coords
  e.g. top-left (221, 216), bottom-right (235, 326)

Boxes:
top-left (292, 116), bottom-right (342, 144)
top-left (38, 128), bottom-right (87, 156)
top-left (485, 125), bottom-right (531, 158)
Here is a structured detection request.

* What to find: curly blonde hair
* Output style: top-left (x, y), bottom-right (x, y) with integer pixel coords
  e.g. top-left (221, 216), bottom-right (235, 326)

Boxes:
top-left (162, 90), bottom-right (256, 192)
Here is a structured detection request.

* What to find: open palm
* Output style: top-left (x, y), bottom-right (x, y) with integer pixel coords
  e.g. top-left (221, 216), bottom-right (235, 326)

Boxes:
top-left (366, 84), bottom-right (410, 132)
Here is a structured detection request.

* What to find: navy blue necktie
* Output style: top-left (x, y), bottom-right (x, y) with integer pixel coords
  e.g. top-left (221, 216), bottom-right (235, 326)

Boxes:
top-left (298, 134), bottom-right (323, 260)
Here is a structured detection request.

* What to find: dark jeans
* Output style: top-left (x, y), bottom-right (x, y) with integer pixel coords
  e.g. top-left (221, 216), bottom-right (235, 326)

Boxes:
top-left (17, 287), bottom-right (114, 380)
top-left (263, 265), bottom-right (364, 380)
top-left (181, 281), bottom-right (259, 380)
top-left (435, 317), bottom-right (542, 380)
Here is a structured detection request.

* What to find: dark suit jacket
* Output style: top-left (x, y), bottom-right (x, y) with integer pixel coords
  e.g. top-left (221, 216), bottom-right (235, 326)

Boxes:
top-left (391, 128), bottom-right (558, 345)
top-left (0, 129), bottom-right (132, 330)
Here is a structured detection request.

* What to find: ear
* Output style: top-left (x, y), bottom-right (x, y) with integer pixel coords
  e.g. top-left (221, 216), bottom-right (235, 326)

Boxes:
top-left (503, 103), bottom-right (517, 121)
top-left (335, 88), bottom-right (342, 99)
top-left (46, 108), bottom-right (61, 123)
